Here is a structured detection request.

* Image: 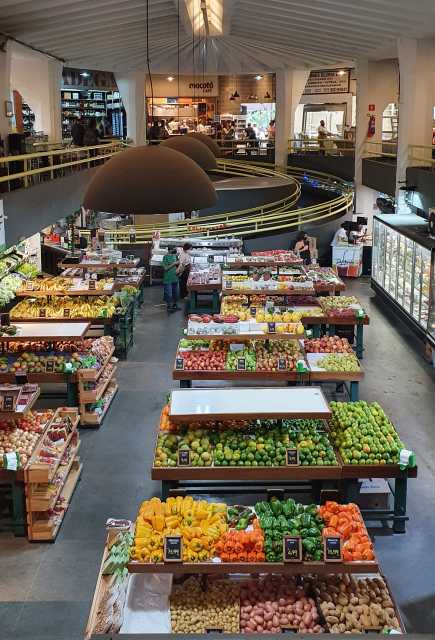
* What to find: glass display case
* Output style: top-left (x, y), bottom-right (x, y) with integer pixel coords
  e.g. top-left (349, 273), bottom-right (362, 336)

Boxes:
top-left (372, 214), bottom-right (435, 345)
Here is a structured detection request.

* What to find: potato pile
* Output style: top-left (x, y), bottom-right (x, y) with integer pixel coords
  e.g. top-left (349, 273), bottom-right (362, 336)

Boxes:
top-left (170, 576), bottom-right (239, 633)
top-left (311, 574), bottom-right (401, 633)
top-left (240, 576), bottom-right (324, 634)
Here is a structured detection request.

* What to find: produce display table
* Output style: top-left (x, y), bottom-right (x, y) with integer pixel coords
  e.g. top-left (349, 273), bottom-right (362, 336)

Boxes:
top-left (222, 286), bottom-right (316, 297)
top-left (303, 314), bottom-right (370, 359)
top-left (16, 287), bottom-right (115, 297)
top-left (58, 259), bottom-right (139, 271)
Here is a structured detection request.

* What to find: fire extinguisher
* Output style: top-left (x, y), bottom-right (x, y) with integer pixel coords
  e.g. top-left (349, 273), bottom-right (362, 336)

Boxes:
top-left (367, 114), bottom-right (376, 138)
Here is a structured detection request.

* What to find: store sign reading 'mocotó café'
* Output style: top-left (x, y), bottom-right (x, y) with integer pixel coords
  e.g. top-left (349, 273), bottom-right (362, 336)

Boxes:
top-left (189, 81), bottom-right (214, 92)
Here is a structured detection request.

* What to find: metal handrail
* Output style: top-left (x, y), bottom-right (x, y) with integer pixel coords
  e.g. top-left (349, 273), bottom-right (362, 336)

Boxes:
top-left (363, 140), bottom-right (397, 159)
top-left (289, 138), bottom-right (355, 154)
top-left (408, 144), bottom-right (435, 167)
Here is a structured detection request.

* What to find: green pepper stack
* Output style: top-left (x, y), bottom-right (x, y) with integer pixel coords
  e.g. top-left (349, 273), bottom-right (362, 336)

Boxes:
top-left (255, 498), bottom-right (325, 562)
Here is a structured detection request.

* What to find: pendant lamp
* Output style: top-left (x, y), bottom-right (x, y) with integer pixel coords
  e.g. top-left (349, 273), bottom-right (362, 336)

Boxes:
top-left (188, 132), bottom-right (221, 157)
top-left (161, 135), bottom-right (217, 171)
top-left (83, 146), bottom-right (217, 215)
top-left (160, 136), bottom-right (217, 171)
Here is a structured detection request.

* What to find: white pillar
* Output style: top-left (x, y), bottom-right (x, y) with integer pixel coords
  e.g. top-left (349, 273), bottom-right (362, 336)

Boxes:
top-left (46, 58), bottom-right (63, 143)
top-left (115, 71), bottom-right (146, 146)
top-left (275, 68), bottom-right (310, 169)
top-left (354, 59), bottom-right (369, 192)
top-left (396, 37), bottom-right (435, 210)
top-left (0, 41), bottom-right (12, 151)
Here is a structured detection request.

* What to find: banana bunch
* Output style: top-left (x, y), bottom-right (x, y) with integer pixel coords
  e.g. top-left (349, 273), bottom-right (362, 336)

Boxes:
top-left (10, 296), bottom-right (116, 319)
top-left (18, 277), bottom-right (114, 293)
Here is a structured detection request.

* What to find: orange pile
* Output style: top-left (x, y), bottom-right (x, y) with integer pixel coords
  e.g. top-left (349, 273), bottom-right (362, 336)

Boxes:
top-left (319, 501), bottom-right (375, 561)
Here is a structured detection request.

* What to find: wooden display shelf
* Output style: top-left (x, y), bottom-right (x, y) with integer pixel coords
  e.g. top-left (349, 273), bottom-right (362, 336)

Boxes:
top-left (127, 559), bottom-right (379, 575)
top-left (225, 259), bottom-right (303, 268)
top-left (169, 387), bottom-right (331, 422)
top-left (309, 369), bottom-right (364, 382)
top-left (152, 463), bottom-right (342, 481)
top-left (16, 287), bottom-right (115, 297)
top-left (187, 282), bottom-right (222, 293)
top-left (303, 314), bottom-right (370, 326)
top-left (173, 367), bottom-right (302, 381)
top-left (85, 533), bottom-right (113, 639)
top-left (340, 461), bottom-right (418, 479)
top-left (58, 260), bottom-right (138, 271)
top-left (78, 347), bottom-right (115, 381)
top-left (0, 372), bottom-right (78, 384)
top-left (0, 387), bottom-right (40, 418)
top-left (25, 408), bottom-right (80, 483)
top-left (313, 281), bottom-right (346, 294)
top-left (222, 288), bottom-right (315, 296)
top-left (79, 365), bottom-right (117, 403)
top-left (80, 384), bottom-right (118, 426)
top-left (0, 322), bottom-right (91, 342)
top-left (28, 460), bottom-right (82, 541)
top-left (27, 441), bottom-right (81, 511)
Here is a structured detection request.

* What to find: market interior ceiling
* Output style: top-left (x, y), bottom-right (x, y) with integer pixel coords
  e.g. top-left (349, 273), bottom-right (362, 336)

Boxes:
top-left (2, 0), bottom-right (435, 73)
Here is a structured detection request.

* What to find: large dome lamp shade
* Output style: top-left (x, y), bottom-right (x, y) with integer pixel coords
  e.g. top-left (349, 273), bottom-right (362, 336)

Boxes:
top-left (187, 132), bottom-right (221, 157)
top-left (83, 146), bottom-right (217, 214)
top-left (161, 135), bottom-right (217, 171)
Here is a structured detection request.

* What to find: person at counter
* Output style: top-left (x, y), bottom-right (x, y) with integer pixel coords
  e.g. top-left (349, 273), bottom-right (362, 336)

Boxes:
top-left (331, 222), bottom-right (350, 245)
top-left (162, 246), bottom-right (180, 313)
top-left (350, 223), bottom-right (367, 244)
top-left (177, 242), bottom-right (192, 299)
top-left (317, 120), bottom-right (330, 155)
top-left (292, 231), bottom-right (311, 264)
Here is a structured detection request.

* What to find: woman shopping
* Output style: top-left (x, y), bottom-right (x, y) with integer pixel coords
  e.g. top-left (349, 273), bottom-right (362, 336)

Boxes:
top-left (292, 231), bottom-right (312, 265)
top-left (177, 243), bottom-right (192, 299)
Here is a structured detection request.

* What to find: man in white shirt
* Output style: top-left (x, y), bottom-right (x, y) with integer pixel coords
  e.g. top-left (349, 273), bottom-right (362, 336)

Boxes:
top-left (331, 223), bottom-right (349, 246)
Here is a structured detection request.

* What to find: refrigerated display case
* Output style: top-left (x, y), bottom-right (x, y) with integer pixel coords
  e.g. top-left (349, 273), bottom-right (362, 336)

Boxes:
top-left (372, 214), bottom-right (435, 345)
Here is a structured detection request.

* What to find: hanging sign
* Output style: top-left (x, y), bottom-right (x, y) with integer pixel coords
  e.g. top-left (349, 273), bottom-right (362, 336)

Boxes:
top-left (303, 69), bottom-right (350, 95)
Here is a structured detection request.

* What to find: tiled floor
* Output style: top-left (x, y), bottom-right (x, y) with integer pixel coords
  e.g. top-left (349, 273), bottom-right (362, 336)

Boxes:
top-left (1, 280), bottom-right (434, 638)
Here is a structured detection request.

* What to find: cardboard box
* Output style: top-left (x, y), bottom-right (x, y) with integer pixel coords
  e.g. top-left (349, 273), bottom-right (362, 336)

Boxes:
top-left (356, 478), bottom-right (391, 510)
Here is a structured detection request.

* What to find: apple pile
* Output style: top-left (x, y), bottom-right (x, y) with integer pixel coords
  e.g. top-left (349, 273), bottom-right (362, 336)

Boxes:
top-left (304, 336), bottom-right (353, 353)
top-left (179, 350), bottom-right (227, 371)
top-left (0, 410), bottom-right (54, 467)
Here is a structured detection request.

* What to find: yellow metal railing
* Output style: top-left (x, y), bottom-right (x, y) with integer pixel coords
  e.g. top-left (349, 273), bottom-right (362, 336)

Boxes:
top-left (364, 140), bottom-right (397, 159)
top-left (0, 140), bottom-right (127, 191)
top-left (101, 160), bottom-right (353, 242)
top-left (289, 138), bottom-right (355, 155)
top-left (408, 144), bottom-right (435, 168)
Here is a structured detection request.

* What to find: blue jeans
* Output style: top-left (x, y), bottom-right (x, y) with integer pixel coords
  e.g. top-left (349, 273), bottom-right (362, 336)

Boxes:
top-left (163, 281), bottom-right (179, 307)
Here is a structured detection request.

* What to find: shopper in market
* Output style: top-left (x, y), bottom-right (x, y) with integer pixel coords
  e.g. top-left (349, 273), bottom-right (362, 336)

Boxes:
top-left (83, 117), bottom-right (99, 146)
top-left (148, 120), bottom-right (161, 144)
top-left (177, 242), bottom-right (192, 299)
top-left (317, 119), bottom-right (330, 155)
top-left (292, 231), bottom-right (311, 264)
top-left (70, 116), bottom-right (85, 146)
top-left (331, 222), bottom-right (350, 245)
top-left (162, 246), bottom-right (180, 312)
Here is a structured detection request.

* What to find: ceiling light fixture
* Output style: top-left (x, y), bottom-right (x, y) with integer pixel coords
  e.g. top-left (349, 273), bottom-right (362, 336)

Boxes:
top-left (255, 75), bottom-right (263, 81)
top-left (80, 72), bottom-right (90, 77)
top-left (337, 70), bottom-right (346, 76)
top-left (167, 76), bottom-right (174, 82)
top-left (229, 93), bottom-right (235, 101)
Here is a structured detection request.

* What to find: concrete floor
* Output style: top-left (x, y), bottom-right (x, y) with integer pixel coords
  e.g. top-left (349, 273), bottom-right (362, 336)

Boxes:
top-left (0, 278), bottom-right (434, 638)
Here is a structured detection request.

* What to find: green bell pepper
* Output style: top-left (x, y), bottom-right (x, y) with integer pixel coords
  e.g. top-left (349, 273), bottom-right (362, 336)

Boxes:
top-left (282, 498), bottom-right (296, 517)
top-left (270, 499), bottom-right (282, 516)
top-left (302, 537), bottom-right (318, 554)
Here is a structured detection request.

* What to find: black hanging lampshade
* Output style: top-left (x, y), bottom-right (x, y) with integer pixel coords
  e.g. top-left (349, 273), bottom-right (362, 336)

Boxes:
top-left (161, 135), bottom-right (217, 171)
top-left (233, 90), bottom-right (240, 98)
top-left (83, 146), bottom-right (217, 214)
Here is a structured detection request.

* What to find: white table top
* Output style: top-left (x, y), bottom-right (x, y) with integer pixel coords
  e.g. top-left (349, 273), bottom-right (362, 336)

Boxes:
top-left (0, 322), bottom-right (91, 341)
top-left (170, 387), bottom-right (331, 421)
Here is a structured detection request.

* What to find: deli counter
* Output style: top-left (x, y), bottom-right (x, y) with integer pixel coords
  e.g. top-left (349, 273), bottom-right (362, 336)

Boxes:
top-left (372, 214), bottom-right (435, 346)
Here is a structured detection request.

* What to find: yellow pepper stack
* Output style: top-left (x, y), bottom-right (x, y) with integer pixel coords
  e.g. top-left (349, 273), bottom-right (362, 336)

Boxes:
top-left (131, 496), bottom-right (227, 563)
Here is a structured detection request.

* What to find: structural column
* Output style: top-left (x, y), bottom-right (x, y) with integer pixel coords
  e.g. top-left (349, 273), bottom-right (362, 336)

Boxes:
top-left (115, 71), bottom-right (146, 146)
top-left (0, 40), bottom-right (12, 151)
top-left (395, 37), bottom-right (435, 209)
top-left (354, 59), bottom-right (376, 218)
top-left (275, 69), bottom-right (310, 170)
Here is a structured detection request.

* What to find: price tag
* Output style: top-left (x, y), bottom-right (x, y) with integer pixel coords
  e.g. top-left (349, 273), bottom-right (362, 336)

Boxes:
top-left (178, 448), bottom-right (191, 466)
top-left (286, 448), bottom-right (299, 466)
top-left (225, 280), bottom-right (233, 289)
top-left (45, 360), bottom-right (55, 373)
top-left (250, 306), bottom-right (257, 317)
top-left (88, 279), bottom-right (96, 290)
top-left (0, 313), bottom-right (10, 326)
top-left (283, 536), bottom-right (302, 562)
top-left (281, 627), bottom-right (298, 634)
top-left (26, 281), bottom-right (34, 291)
top-left (129, 232), bottom-right (136, 244)
top-left (237, 357), bottom-right (246, 371)
top-left (63, 308), bottom-right (71, 318)
top-left (15, 372), bottom-right (28, 385)
top-left (164, 535), bottom-right (183, 562)
top-left (324, 536), bottom-right (342, 562)
top-left (363, 628), bottom-right (383, 634)
top-left (3, 395), bottom-right (15, 411)
top-left (278, 357), bottom-right (287, 371)
top-left (206, 629), bottom-right (223, 634)
top-left (4, 452), bottom-right (19, 471)
top-left (175, 357), bottom-right (185, 370)
top-left (39, 308), bottom-right (46, 318)
top-left (268, 322), bottom-right (276, 333)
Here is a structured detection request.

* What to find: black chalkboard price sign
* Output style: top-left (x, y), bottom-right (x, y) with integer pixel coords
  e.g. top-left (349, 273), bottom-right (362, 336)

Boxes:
top-left (324, 536), bottom-right (342, 562)
top-left (283, 535), bottom-right (302, 562)
top-left (278, 357), bottom-right (287, 371)
top-left (175, 357), bottom-right (185, 370)
top-left (250, 306), bottom-right (257, 317)
top-left (178, 448), bottom-right (191, 466)
top-left (206, 629), bottom-right (223, 634)
top-left (237, 357), bottom-right (246, 371)
top-left (63, 308), bottom-right (71, 318)
top-left (286, 448), bottom-right (299, 466)
top-left (39, 308), bottom-right (46, 318)
top-left (45, 360), bottom-right (55, 373)
top-left (88, 279), bottom-right (96, 290)
top-left (267, 322), bottom-right (276, 333)
top-left (164, 535), bottom-right (183, 562)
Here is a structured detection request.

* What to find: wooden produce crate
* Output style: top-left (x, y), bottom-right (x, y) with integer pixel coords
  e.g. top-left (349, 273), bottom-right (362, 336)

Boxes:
top-left (80, 384), bottom-right (118, 427)
top-left (77, 348), bottom-right (115, 381)
top-left (79, 365), bottom-right (117, 403)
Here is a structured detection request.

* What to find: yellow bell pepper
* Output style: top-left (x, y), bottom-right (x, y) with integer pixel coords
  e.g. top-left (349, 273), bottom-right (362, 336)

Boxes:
top-left (198, 549), bottom-right (209, 562)
top-left (165, 515), bottom-right (180, 529)
top-left (150, 549), bottom-right (163, 562)
top-left (152, 515), bottom-right (165, 531)
top-left (175, 496), bottom-right (184, 514)
top-left (189, 537), bottom-right (203, 552)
